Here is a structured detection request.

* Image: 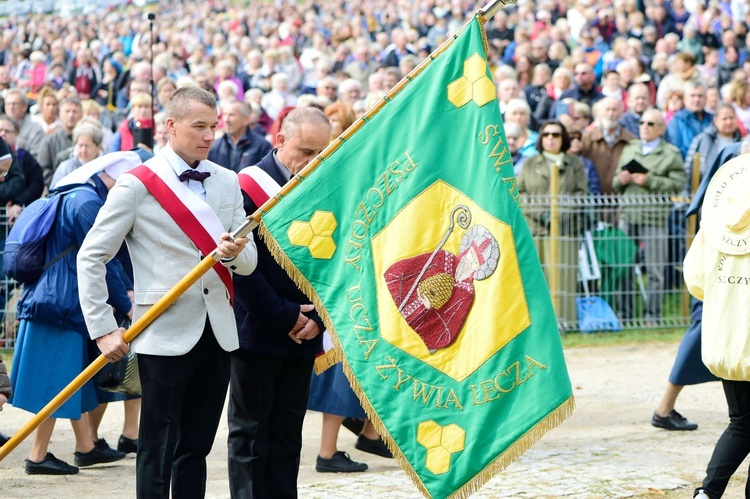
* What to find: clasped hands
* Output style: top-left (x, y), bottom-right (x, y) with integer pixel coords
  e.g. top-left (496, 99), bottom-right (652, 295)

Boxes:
top-left (288, 304), bottom-right (321, 344)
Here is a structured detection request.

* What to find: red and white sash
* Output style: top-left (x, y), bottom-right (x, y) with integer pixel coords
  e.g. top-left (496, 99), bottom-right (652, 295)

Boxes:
top-left (314, 330), bottom-right (339, 374)
top-left (127, 160), bottom-right (234, 301)
top-left (237, 165), bottom-right (282, 207)
top-left (238, 165), bottom-right (337, 371)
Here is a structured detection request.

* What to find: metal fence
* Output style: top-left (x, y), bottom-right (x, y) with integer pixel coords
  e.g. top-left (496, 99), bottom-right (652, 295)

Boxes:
top-left (520, 193), bottom-right (695, 332)
top-left (0, 207), bottom-right (19, 349)
top-left (0, 194), bottom-right (696, 348)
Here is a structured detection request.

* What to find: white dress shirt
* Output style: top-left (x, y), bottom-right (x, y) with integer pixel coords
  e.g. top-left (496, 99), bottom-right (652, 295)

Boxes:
top-left (162, 144), bottom-right (208, 201)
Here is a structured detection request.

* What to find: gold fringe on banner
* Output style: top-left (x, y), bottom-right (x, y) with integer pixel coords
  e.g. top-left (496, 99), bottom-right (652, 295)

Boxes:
top-left (477, 13), bottom-right (490, 58)
top-left (448, 396), bottom-right (575, 499)
top-left (259, 223), bottom-right (574, 499)
top-left (253, 12), bottom-right (551, 499)
top-left (313, 348), bottom-right (341, 375)
top-left (257, 222), bottom-right (430, 496)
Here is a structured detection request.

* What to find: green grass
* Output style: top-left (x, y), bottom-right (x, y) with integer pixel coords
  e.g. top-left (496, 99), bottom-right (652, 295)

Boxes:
top-left (1, 329), bottom-right (686, 373)
top-left (561, 327), bottom-right (684, 348)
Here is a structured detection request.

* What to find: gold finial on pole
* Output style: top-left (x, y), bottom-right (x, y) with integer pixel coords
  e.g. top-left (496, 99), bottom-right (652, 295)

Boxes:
top-left (478, 0), bottom-right (519, 21)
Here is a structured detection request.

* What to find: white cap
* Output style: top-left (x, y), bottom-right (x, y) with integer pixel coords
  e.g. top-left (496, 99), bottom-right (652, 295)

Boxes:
top-left (53, 150), bottom-right (147, 189)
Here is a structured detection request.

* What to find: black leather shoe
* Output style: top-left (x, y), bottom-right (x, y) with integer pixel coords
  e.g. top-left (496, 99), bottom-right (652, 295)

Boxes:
top-left (652, 410), bottom-right (698, 431)
top-left (74, 439), bottom-right (126, 467)
top-left (25, 453), bottom-right (79, 475)
top-left (0, 432), bottom-right (10, 447)
top-left (342, 417), bottom-right (365, 436)
top-left (117, 435), bottom-right (138, 454)
top-left (355, 435), bottom-right (393, 458)
top-left (316, 451), bottom-right (368, 473)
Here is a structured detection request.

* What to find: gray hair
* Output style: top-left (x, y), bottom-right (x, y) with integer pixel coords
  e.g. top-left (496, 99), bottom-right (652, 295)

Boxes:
top-left (741, 135), bottom-right (750, 154)
top-left (593, 96), bottom-right (623, 120)
top-left (684, 80), bottom-right (708, 93)
top-left (270, 72), bottom-right (290, 86)
top-left (494, 64), bottom-right (518, 81)
top-left (4, 88), bottom-right (27, 105)
top-left (154, 111), bottom-right (166, 126)
top-left (73, 122), bottom-right (104, 147)
top-left (615, 60), bottom-right (633, 74)
top-left (504, 122), bottom-right (523, 138)
top-left (641, 107), bottom-right (665, 126)
top-left (505, 98), bottom-right (531, 116)
top-left (217, 79), bottom-right (239, 98)
top-left (338, 78), bottom-right (362, 94)
top-left (552, 67), bottom-right (572, 83)
top-left (0, 114), bottom-right (20, 133)
top-left (533, 63), bottom-right (552, 78)
top-left (221, 99), bottom-right (252, 116)
top-left (59, 97), bottom-right (83, 110)
top-left (280, 107), bottom-right (331, 139)
top-left (166, 87), bottom-right (217, 122)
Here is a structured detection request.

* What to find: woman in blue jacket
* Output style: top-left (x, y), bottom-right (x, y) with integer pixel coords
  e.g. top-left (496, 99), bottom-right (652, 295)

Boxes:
top-left (10, 172), bottom-right (132, 475)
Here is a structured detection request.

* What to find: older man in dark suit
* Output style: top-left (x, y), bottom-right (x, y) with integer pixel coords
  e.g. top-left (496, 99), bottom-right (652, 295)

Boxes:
top-left (228, 107), bottom-right (331, 499)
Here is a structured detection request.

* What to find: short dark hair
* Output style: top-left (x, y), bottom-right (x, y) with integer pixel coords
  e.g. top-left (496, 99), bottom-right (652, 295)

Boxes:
top-left (166, 87), bottom-right (217, 122)
top-left (59, 97), bottom-right (83, 109)
top-left (676, 51), bottom-right (697, 66)
top-left (535, 120), bottom-right (571, 153)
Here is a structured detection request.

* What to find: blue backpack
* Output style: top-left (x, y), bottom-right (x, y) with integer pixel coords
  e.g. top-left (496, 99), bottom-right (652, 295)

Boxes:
top-left (4, 186), bottom-right (90, 284)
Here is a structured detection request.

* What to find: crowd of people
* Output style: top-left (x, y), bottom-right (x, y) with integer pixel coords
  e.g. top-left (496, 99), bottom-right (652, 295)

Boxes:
top-left (0, 0), bottom-right (748, 496)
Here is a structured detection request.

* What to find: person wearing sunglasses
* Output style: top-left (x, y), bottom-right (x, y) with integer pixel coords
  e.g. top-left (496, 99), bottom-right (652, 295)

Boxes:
top-left (613, 108), bottom-right (686, 324)
top-left (518, 120), bottom-right (589, 329)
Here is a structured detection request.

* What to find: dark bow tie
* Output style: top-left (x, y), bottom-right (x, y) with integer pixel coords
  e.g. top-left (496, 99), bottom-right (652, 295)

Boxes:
top-left (179, 169), bottom-right (211, 183)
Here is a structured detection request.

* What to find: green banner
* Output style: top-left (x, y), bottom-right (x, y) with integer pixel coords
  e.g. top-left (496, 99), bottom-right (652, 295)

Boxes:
top-left (259, 15), bottom-right (574, 498)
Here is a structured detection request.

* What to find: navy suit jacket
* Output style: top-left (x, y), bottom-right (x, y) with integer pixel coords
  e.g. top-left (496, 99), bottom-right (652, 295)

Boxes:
top-left (233, 150), bottom-right (324, 357)
top-left (208, 127), bottom-right (272, 174)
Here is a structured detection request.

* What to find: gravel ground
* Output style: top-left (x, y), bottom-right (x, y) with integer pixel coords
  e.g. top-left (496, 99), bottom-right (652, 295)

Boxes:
top-left (0, 341), bottom-right (746, 498)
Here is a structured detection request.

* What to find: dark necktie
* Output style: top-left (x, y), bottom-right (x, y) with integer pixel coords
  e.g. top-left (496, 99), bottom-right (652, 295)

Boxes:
top-left (179, 169), bottom-right (211, 183)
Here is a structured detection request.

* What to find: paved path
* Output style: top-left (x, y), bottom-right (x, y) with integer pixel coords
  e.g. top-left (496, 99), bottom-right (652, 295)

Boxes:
top-left (1, 342), bottom-right (747, 497)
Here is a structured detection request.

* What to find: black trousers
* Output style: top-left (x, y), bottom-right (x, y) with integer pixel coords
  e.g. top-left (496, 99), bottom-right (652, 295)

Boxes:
top-left (136, 322), bottom-right (230, 499)
top-left (227, 349), bottom-right (315, 499)
top-left (697, 379), bottom-right (750, 498)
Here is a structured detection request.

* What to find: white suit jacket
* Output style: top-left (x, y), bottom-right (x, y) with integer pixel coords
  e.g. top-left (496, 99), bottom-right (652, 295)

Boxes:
top-left (77, 154), bottom-right (257, 356)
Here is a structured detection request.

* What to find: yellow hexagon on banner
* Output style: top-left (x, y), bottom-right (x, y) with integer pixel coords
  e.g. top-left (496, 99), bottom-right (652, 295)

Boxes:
top-left (447, 78), bottom-right (473, 108)
top-left (417, 420), bottom-right (466, 475)
top-left (287, 210), bottom-right (338, 259)
top-left (447, 53), bottom-right (496, 109)
top-left (287, 221), bottom-right (314, 247)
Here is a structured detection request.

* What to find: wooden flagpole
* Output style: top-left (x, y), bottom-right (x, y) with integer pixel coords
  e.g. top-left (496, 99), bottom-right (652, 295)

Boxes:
top-left (0, 0), bottom-right (519, 462)
top-left (0, 219), bottom-right (258, 462)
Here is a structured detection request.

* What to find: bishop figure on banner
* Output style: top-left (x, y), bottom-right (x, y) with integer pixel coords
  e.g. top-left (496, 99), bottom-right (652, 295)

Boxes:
top-left (385, 206), bottom-right (500, 352)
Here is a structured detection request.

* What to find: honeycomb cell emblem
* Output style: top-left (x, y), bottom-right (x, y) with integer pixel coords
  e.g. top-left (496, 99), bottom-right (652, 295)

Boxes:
top-left (447, 53), bottom-right (496, 108)
top-left (287, 210), bottom-right (338, 259)
top-left (417, 420), bottom-right (466, 475)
